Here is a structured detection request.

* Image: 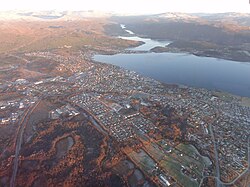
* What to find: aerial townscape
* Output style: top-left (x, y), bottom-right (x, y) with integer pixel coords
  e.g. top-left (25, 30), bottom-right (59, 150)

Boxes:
top-left (0, 4), bottom-right (250, 187)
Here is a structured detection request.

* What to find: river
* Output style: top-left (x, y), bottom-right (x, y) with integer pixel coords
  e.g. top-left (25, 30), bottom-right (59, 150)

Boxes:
top-left (94, 24), bottom-right (250, 97)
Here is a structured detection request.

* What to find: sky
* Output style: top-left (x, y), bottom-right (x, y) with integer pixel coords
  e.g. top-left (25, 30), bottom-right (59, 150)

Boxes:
top-left (0, 0), bottom-right (249, 14)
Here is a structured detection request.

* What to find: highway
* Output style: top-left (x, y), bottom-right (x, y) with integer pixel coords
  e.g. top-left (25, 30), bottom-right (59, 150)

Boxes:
top-left (10, 100), bottom-right (41, 187)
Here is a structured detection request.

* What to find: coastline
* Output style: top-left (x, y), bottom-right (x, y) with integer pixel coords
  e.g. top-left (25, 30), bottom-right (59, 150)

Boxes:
top-left (91, 53), bottom-right (250, 102)
top-left (150, 46), bottom-right (250, 63)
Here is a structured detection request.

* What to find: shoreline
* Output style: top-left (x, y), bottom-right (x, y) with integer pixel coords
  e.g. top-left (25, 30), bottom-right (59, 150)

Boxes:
top-left (90, 53), bottom-right (250, 103)
top-left (151, 46), bottom-right (250, 63)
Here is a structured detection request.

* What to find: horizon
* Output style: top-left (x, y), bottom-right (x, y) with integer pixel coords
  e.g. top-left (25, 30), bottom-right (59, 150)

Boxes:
top-left (0, 10), bottom-right (250, 18)
top-left (0, 0), bottom-right (249, 14)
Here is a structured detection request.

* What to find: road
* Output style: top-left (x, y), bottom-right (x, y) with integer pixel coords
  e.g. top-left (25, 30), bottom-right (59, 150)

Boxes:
top-left (201, 126), bottom-right (250, 187)
top-left (219, 136), bottom-right (250, 186)
top-left (74, 101), bottom-right (107, 135)
top-left (209, 124), bottom-right (222, 187)
top-left (10, 100), bottom-right (41, 187)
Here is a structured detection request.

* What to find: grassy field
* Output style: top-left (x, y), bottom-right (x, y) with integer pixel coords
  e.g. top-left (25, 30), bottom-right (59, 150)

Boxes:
top-left (160, 158), bottom-right (198, 187)
top-left (128, 149), bottom-right (156, 176)
top-left (144, 141), bottom-right (211, 187)
top-left (159, 147), bottom-right (199, 186)
top-left (241, 97), bottom-right (250, 107)
top-left (176, 144), bottom-right (212, 167)
top-left (213, 91), bottom-right (250, 107)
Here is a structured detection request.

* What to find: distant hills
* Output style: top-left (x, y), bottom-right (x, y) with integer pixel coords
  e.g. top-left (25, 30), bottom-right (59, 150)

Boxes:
top-left (106, 12), bottom-right (250, 62)
top-left (192, 12), bottom-right (250, 27)
top-left (154, 12), bottom-right (250, 27)
top-left (0, 10), bottom-right (113, 21)
top-left (109, 12), bottom-right (250, 43)
top-left (1, 10), bottom-right (250, 24)
top-left (1, 10), bottom-right (250, 62)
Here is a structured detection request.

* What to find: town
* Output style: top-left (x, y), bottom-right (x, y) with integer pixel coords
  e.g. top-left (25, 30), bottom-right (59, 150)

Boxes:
top-left (0, 49), bottom-right (249, 187)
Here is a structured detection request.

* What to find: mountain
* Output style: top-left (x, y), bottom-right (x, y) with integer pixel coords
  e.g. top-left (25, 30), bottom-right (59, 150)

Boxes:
top-left (106, 12), bottom-right (250, 62)
top-left (194, 12), bottom-right (250, 26)
top-left (0, 10), bottom-right (114, 21)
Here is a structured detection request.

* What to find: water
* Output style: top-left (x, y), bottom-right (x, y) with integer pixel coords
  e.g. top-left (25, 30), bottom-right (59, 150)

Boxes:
top-left (120, 24), bottom-right (135, 35)
top-left (119, 36), bottom-right (170, 51)
top-left (94, 26), bottom-right (250, 97)
top-left (119, 24), bottom-right (170, 51)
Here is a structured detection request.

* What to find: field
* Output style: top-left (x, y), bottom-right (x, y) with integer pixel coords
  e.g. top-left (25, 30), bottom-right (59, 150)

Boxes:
top-left (143, 140), bottom-right (211, 187)
top-left (128, 149), bottom-right (157, 177)
top-left (213, 91), bottom-right (250, 107)
top-left (160, 143), bottom-right (212, 187)
top-left (241, 97), bottom-right (250, 107)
